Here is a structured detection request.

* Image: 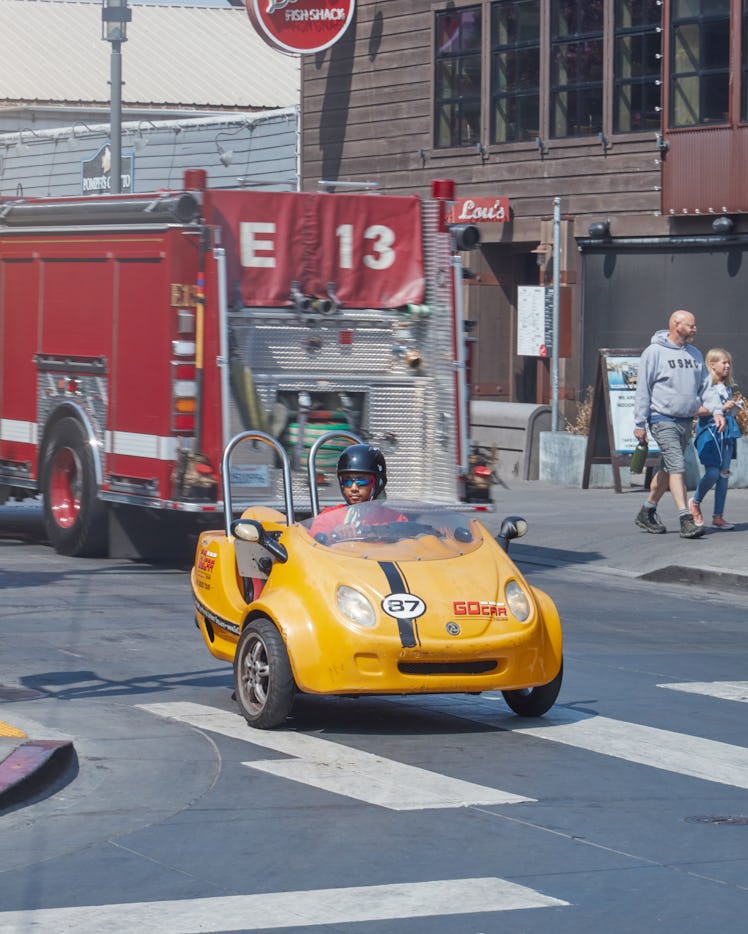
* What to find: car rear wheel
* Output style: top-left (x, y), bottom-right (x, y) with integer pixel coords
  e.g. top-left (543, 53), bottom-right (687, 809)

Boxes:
top-left (234, 617), bottom-right (296, 729)
top-left (502, 659), bottom-right (563, 717)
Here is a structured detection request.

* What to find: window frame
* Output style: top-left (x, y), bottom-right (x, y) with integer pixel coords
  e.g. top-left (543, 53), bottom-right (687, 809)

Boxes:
top-left (433, 3), bottom-right (484, 148)
top-left (490, 0), bottom-right (542, 144)
top-left (669, 0), bottom-right (731, 127)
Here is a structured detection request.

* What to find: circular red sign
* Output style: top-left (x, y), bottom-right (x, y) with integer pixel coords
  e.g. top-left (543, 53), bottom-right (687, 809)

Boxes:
top-left (246, 1), bottom-right (355, 55)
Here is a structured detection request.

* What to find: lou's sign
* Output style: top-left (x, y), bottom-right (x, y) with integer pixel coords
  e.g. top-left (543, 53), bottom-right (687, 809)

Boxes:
top-left (447, 197), bottom-right (510, 224)
top-left (246, 0), bottom-right (355, 55)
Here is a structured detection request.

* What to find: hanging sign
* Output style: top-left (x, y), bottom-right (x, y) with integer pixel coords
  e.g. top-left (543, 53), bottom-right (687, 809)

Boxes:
top-left (81, 144), bottom-right (133, 195)
top-left (246, 1), bottom-right (355, 55)
top-left (446, 197), bottom-right (509, 224)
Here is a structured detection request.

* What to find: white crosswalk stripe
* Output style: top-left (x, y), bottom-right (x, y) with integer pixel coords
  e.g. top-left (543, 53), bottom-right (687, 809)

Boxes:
top-left (0, 878), bottom-right (569, 933)
top-left (138, 701), bottom-right (533, 809)
top-left (657, 680), bottom-right (748, 703)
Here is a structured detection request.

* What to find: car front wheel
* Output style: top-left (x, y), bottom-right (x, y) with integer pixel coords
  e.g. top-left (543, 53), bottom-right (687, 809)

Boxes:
top-left (502, 659), bottom-right (563, 717)
top-left (234, 617), bottom-right (296, 729)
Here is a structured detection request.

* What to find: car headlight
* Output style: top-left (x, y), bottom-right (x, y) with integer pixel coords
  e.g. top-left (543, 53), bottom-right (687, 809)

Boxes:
top-left (336, 585), bottom-right (377, 628)
top-left (504, 580), bottom-right (531, 622)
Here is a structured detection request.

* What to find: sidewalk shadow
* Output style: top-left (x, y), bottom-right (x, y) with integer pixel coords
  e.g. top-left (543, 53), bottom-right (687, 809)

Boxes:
top-left (512, 543), bottom-right (604, 568)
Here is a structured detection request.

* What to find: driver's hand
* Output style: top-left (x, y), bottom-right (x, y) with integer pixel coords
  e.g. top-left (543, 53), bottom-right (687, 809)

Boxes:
top-left (331, 524), bottom-right (358, 541)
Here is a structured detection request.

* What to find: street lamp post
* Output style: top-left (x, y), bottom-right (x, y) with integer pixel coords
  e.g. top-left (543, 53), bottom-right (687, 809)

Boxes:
top-left (101, 0), bottom-right (131, 194)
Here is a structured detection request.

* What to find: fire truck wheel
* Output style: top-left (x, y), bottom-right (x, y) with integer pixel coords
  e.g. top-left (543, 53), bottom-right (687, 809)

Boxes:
top-left (501, 659), bottom-right (563, 717)
top-left (234, 617), bottom-right (296, 729)
top-left (41, 417), bottom-right (108, 557)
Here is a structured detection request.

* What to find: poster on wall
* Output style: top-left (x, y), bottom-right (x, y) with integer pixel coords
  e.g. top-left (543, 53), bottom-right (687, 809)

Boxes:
top-left (583, 349), bottom-right (660, 493)
top-left (517, 286), bottom-right (553, 357)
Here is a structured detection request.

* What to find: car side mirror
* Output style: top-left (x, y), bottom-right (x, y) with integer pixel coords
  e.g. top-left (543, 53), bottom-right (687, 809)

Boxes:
top-left (496, 515), bottom-right (528, 553)
top-left (233, 519), bottom-right (288, 564)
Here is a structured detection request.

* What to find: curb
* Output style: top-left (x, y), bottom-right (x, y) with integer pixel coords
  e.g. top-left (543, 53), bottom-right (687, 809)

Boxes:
top-left (0, 739), bottom-right (76, 811)
top-left (641, 565), bottom-right (748, 592)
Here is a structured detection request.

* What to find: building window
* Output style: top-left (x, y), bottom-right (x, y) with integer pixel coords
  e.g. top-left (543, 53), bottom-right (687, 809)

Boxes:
top-left (614, 0), bottom-right (662, 132)
top-left (670, 0), bottom-right (730, 127)
top-left (434, 6), bottom-right (483, 147)
top-left (491, 0), bottom-right (541, 143)
top-left (550, 0), bottom-right (604, 137)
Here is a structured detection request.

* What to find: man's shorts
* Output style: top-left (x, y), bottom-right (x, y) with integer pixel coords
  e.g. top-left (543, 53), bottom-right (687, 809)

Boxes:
top-left (649, 419), bottom-right (693, 474)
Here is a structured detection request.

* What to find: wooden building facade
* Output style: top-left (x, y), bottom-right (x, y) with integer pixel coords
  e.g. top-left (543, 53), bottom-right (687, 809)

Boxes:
top-left (301, 0), bottom-right (748, 412)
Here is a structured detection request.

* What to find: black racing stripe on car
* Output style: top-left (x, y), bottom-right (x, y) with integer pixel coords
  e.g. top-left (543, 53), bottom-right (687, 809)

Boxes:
top-left (379, 561), bottom-right (404, 593)
top-left (379, 561), bottom-right (418, 649)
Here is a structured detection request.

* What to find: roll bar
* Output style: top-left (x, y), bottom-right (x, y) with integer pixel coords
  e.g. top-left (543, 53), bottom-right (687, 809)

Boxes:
top-left (222, 431), bottom-right (294, 536)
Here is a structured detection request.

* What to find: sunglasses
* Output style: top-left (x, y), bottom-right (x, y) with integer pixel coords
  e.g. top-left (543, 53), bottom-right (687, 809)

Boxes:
top-left (342, 477), bottom-right (373, 488)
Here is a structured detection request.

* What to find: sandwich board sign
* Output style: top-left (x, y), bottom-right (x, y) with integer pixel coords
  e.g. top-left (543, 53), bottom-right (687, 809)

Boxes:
top-left (583, 349), bottom-right (660, 492)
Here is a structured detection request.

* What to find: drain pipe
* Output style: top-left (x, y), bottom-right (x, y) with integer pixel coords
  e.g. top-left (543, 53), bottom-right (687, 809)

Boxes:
top-left (551, 198), bottom-right (561, 433)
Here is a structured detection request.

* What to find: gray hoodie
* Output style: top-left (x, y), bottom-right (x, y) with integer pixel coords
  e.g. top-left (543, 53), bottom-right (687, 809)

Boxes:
top-left (634, 329), bottom-right (712, 429)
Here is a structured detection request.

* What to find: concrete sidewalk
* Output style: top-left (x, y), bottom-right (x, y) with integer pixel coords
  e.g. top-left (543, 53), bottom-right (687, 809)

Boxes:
top-left (497, 481), bottom-right (748, 591)
top-left (3, 480), bottom-right (747, 811)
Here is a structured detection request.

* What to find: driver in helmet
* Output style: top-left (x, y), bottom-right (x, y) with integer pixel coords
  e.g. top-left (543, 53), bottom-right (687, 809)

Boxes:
top-left (309, 443), bottom-right (406, 541)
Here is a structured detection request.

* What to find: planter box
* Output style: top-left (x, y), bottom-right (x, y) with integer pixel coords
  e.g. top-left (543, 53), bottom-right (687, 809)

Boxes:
top-left (538, 431), bottom-right (705, 489)
top-left (538, 432), bottom-right (611, 487)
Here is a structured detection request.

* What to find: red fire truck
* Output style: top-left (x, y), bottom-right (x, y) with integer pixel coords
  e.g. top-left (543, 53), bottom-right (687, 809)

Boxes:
top-left (0, 171), bottom-right (477, 557)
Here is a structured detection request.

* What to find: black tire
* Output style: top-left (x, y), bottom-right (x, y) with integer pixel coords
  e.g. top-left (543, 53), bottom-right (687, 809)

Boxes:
top-left (234, 617), bottom-right (296, 729)
top-left (40, 417), bottom-right (108, 557)
top-left (502, 659), bottom-right (563, 717)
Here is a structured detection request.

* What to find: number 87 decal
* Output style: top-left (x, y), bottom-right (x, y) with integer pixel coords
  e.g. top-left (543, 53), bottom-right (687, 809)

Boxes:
top-left (336, 224), bottom-right (396, 271)
top-left (382, 593), bottom-right (426, 620)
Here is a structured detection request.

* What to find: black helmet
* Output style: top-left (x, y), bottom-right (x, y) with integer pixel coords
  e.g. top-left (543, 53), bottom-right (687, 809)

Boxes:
top-left (337, 444), bottom-right (387, 499)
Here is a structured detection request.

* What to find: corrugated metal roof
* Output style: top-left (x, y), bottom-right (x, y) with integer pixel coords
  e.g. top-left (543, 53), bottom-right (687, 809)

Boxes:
top-left (0, 0), bottom-right (299, 110)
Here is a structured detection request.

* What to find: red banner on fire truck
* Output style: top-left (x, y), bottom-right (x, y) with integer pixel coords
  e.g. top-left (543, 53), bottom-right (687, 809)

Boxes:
top-left (206, 190), bottom-right (425, 309)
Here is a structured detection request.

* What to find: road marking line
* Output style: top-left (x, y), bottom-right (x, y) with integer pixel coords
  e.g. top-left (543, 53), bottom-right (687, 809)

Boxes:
top-left (385, 696), bottom-right (748, 791)
top-left (0, 878), bottom-right (568, 933)
top-left (657, 680), bottom-right (748, 703)
top-left (507, 710), bottom-right (748, 790)
top-left (138, 701), bottom-right (534, 809)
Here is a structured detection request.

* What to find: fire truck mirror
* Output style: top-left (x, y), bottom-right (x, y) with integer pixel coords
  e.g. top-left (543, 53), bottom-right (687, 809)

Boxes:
top-left (448, 224), bottom-right (480, 251)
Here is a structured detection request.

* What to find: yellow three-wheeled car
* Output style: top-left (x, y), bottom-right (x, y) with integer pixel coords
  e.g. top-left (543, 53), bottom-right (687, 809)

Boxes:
top-left (192, 431), bottom-right (563, 728)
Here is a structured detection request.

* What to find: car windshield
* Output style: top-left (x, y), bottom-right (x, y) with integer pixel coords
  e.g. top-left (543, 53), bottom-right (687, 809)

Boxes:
top-left (300, 501), bottom-right (484, 560)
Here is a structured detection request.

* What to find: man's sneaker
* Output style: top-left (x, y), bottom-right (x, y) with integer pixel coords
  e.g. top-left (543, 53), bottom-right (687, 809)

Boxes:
top-left (688, 497), bottom-right (704, 527)
top-left (680, 514), bottom-right (705, 539)
top-left (635, 505), bottom-right (666, 534)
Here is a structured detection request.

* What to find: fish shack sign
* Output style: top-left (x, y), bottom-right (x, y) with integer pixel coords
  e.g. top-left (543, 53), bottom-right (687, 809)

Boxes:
top-left (81, 145), bottom-right (133, 195)
top-left (246, 1), bottom-right (355, 55)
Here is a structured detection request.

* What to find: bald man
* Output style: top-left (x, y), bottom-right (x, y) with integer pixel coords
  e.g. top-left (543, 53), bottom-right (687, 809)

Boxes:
top-left (633, 310), bottom-right (722, 539)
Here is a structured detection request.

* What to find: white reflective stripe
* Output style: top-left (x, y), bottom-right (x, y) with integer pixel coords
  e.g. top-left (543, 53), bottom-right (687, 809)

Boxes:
top-left (172, 340), bottom-right (196, 357)
top-left (107, 432), bottom-right (179, 461)
top-left (0, 419), bottom-right (37, 444)
top-left (658, 681), bottom-right (748, 703)
top-left (140, 702), bottom-right (533, 809)
top-left (0, 879), bottom-right (568, 932)
top-left (173, 380), bottom-right (197, 397)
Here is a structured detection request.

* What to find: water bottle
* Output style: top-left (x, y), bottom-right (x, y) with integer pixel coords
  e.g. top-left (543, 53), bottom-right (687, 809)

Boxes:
top-left (630, 440), bottom-right (648, 474)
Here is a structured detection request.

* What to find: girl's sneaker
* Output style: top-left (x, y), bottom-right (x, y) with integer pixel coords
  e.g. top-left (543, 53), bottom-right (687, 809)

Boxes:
top-left (688, 498), bottom-right (704, 527)
top-left (712, 516), bottom-right (735, 530)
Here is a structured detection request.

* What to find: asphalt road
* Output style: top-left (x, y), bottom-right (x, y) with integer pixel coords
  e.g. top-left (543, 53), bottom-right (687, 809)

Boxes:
top-left (0, 511), bottom-right (747, 933)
